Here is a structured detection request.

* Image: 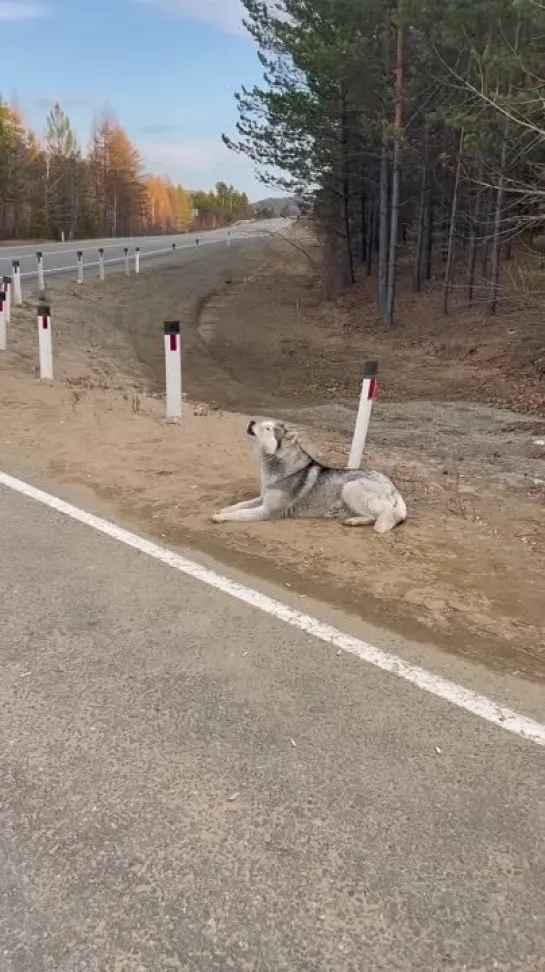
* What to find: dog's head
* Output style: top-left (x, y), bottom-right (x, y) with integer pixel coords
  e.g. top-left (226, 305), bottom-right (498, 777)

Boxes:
top-left (247, 419), bottom-right (299, 456)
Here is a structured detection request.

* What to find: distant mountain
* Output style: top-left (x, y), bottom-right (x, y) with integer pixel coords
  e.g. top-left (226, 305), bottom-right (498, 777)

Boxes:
top-left (253, 196), bottom-right (300, 217)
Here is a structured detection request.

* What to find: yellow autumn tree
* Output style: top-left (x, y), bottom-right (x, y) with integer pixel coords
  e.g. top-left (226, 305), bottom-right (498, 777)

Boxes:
top-left (144, 176), bottom-right (193, 233)
top-left (0, 96), bottom-right (248, 240)
top-left (87, 112), bottom-right (146, 236)
top-left (0, 100), bottom-right (47, 238)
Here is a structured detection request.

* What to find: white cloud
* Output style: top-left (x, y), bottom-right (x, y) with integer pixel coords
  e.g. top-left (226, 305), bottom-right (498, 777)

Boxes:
top-left (138, 137), bottom-right (268, 196)
top-left (137, 0), bottom-right (246, 36)
top-left (140, 139), bottom-right (248, 175)
top-left (0, 1), bottom-right (48, 20)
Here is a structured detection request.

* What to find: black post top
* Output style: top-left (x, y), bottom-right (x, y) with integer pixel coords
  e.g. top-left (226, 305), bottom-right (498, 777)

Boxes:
top-left (36, 251), bottom-right (43, 258)
top-left (363, 360), bottom-right (378, 378)
top-left (164, 321), bottom-right (180, 335)
top-left (38, 303), bottom-right (51, 316)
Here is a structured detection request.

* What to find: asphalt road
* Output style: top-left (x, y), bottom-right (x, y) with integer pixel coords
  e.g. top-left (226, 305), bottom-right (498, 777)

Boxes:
top-left (1, 484), bottom-right (544, 972)
top-left (0, 218), bottom-right (287, 282)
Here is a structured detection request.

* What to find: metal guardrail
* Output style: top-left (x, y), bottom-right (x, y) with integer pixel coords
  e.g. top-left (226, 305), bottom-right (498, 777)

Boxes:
top-left (18, 238), bottom-right (224, 281)
top-left (12, 229), bottom-right (275, 282)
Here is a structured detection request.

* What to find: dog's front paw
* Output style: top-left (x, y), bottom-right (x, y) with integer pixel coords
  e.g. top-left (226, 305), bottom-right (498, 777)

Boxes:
top-left (212, 512), bottom-right (225, 523)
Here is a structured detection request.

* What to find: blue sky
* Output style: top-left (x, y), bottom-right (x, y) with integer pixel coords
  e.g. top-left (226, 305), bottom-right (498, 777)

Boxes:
top-left (0, 0), bottom-right (276, 200)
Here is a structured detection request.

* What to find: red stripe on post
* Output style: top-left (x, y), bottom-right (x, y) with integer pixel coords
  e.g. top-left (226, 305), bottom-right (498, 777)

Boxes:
top-left (367, 376), bottom-right (377, 400)
top-left (169, 333), bottom-right (177, 352)
top-left (42, 316), bottom-right (49, 330)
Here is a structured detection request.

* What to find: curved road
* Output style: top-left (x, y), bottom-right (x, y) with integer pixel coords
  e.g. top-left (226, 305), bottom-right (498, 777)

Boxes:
top-left (0, 218), bottom-right (288, 281)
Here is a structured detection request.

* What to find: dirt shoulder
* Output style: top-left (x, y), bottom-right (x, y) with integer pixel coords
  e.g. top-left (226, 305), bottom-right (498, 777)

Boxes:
top-left (1, 236), bottom-right (544, 681)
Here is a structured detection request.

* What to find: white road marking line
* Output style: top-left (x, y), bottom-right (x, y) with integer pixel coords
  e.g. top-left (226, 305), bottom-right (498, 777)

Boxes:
top-left (1, 470), bottom-right (544, 748)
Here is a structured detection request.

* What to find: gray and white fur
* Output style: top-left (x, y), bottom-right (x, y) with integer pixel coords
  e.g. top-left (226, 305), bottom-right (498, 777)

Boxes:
top-left (212, 419), bottom-right (406, 534)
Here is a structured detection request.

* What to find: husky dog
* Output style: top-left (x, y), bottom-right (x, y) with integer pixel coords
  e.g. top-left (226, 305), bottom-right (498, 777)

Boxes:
top-left (212, 419), bottom-right (406, 534)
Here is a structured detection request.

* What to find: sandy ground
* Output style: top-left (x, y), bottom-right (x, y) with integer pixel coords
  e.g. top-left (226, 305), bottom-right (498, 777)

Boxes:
top-left (1, 237), bottom-right (544, 681)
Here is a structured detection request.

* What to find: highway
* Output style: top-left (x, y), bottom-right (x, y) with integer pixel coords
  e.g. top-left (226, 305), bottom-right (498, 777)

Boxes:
top-left (0, 218), bottom-right (287, 281)
top-left (1, 477), bottom-right (544, 972)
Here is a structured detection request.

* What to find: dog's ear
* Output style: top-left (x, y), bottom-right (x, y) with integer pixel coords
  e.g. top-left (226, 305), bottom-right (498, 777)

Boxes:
top-left (273, 423), bottom-right (286, 446)
top-left (284, 427), bottom-right (299, 444)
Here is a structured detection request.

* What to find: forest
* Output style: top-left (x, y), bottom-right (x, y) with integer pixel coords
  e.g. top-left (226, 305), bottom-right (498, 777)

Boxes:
top-left (226, 0), bottom-right (545, 321)
top-left (0, 99), bottom-right (250, 241)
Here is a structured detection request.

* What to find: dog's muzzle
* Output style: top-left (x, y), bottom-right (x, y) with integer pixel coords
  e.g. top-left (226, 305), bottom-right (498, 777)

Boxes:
top-left (247, 420), bottom-right (256, 436)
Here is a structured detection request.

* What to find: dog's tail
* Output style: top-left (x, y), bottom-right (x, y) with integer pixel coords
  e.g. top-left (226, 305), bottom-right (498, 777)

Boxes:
top-left (374, 492), bottom-right (407, 534)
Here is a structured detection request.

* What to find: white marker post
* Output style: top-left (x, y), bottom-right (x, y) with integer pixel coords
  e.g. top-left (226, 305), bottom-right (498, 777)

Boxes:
top-left (98, 248), bottom-right (105, 281)
top-left (135, 247), bottom-right (140, 274)
top-left (227, 229), bottom-right (231, 248)
top-left (37, 302), bottom-right (53, 380)
top-left (172, 242), bottom-right (177, 253)
top-left (12, 260), bottom-right (22, 306)
top-left (36, 251), bottom-right (45, 291)
top-left (348, 361), bottom-right (378, 469)
top-left (124, 247), bottom-right (130, 277)
top-left (77, 251), bottom-right (84, 284)
top-left (164, 320), bottom-right (182, 421)
top-left (0, 291), bottom-right (6, 351)
top-left (2, 276), bottom-right (11, 324)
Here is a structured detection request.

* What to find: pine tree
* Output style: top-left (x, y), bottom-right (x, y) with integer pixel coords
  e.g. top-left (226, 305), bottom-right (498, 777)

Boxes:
top-left (44, 101), bottom-right (82, 240)
top-left (224, 0), bottom-right (545, 317)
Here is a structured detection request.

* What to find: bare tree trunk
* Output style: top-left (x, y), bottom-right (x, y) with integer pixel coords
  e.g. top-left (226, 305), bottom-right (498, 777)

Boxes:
top-left (360, 190), bottom-right (366, 264)
top-left (385, 0), bottom-right (404, 327)
top-left (414, 125), bottom-right (429, 292)
top-left (378, 139), bottom-right (390, 312)
top-left (440, 189), bottom-right (449, 264)
top-left (443, 128), bottom-right (464, 315)
top-left (378, 20), bottom-right (391, 314)
top-left (44, 156), bottom-right (51, 228)
top-left (422, 180), bottom-right (433, 281)
top-left (488, 133), bottom-right (508, 313)
top-left (366, 201), bottom-right (374, 276)
top-left (488, 19), bottom-right (519, 313)
top-left (481, 198), bottom-right (491, 280)
top-left (340, 83), bottom-right (355, 286)
top-left (467, 156), bottom-right (484, 302)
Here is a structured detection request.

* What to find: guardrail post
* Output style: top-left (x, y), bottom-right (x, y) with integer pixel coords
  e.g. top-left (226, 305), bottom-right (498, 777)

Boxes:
top-left (37, 251), bottom-right (45, 291)
top-left (0, 291), bottom-right (6, 351)
top-left (164, 321), bottom-right (182, 421)
top-left (37, 302), bottom-right (53, 380)
top-left (12, 260), bottom-right (22, 305)
top-left (348, 361), bottom-right (378, 469)
top-left (2, 275), bottom-right (12, 324)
